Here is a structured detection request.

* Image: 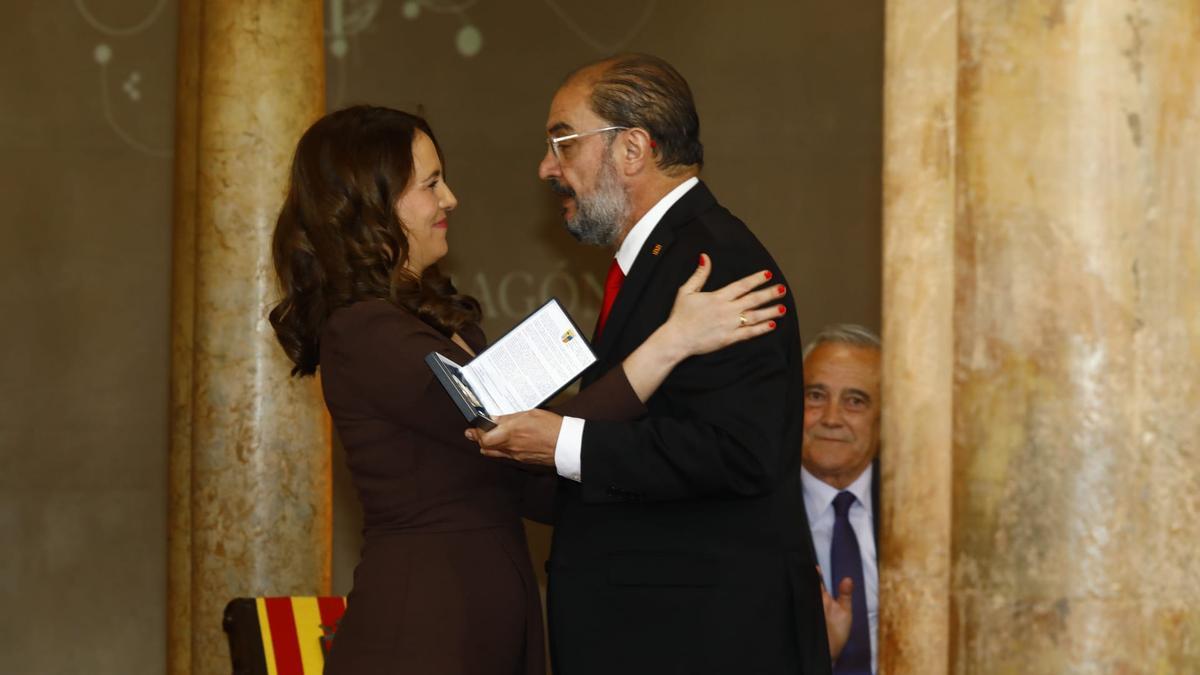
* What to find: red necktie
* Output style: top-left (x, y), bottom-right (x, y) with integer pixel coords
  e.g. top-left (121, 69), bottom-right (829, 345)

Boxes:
top-left (595, 259), bottom-right (625, 338)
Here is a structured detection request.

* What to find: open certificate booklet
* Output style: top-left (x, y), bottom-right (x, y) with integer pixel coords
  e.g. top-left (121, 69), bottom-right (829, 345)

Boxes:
top-left (424, 299), bottom-right (597, 430)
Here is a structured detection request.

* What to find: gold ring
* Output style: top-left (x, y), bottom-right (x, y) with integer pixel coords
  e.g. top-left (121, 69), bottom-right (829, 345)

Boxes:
top-left (738, 314), bottom-right (748, 327)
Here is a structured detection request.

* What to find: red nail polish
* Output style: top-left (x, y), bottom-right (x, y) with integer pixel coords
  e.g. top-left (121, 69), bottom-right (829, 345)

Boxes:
top-left (768, 321), bottom-right (776, 329)
top-left (764, 271), bottom-right (773, 281)
top-left (778, 305), bottom-right (786, 315)
top-left (777, 285), bottom-right (786, 295)
top-left (698, 254), bottom-right (705, 267)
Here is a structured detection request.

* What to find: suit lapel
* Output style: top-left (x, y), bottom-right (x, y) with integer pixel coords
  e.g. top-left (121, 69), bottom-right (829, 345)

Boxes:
top-left (592, 182), bottom-right (718, 359)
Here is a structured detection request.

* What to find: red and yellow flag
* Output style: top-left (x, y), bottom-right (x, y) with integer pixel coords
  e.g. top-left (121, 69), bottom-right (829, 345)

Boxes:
top-left (254, 596), bottom-right (347, 675)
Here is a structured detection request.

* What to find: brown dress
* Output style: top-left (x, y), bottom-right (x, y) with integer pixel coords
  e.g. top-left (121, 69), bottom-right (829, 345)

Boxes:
top-left (319, 299), bottom-right (642, 675)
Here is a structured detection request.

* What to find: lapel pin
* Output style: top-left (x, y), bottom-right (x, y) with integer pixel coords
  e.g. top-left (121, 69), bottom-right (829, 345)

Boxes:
top-left (651, 244), bottom-right (662, 256)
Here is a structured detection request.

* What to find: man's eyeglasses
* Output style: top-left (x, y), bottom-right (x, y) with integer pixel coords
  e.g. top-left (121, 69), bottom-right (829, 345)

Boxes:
top-left (546, 126), bottom-right (629, 161)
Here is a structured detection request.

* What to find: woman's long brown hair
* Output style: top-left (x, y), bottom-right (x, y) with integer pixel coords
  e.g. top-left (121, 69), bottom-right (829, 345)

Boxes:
top-left (269, 106), bottom-right (481, 376)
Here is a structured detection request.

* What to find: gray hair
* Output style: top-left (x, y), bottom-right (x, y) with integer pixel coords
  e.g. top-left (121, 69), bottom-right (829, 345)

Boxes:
top-left (570, 53), bottom-right (704, 173)
top-left (802, 324), bottom-right (881, 360)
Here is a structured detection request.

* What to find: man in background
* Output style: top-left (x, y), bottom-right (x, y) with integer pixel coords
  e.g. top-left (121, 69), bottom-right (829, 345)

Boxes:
top-left (801, 324), bottom-right (882, 675)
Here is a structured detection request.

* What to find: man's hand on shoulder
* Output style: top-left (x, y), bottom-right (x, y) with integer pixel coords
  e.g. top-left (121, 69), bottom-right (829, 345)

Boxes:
top-left (466, 409), bottom-right (562, 467)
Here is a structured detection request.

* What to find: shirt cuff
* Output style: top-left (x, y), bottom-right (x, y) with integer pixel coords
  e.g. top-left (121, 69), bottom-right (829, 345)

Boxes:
top-left (554, 416), bottom-right (585, 482)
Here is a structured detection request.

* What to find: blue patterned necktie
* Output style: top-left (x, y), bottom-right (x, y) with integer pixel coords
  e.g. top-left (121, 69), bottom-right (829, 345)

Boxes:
top-left (831, 490), bottom-right (872, 674)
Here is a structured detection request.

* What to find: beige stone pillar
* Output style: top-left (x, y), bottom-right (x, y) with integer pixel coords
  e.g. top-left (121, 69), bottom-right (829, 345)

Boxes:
top-left (879, 0), bottom-right (956, 672)
top-left (166, 0), bottom-right (200, 672)
top-left (172, 2), bottom-right (330, 674)
top-left (883, 2), bottom-right (1200, 673)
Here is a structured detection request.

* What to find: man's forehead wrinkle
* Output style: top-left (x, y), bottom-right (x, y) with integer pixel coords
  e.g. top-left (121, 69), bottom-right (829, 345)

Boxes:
top-left (545, 91), bottom-right (583, 135)
top-left (548, 76), bottom-right (607, 130)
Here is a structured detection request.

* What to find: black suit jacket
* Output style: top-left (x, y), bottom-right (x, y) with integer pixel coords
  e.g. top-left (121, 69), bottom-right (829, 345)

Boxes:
top-left (549, 182), bottom-right (832, 675)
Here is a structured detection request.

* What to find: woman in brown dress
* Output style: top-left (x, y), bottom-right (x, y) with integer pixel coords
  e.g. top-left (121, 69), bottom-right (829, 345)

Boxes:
top-left (268, 106), bottom-right (786, 675)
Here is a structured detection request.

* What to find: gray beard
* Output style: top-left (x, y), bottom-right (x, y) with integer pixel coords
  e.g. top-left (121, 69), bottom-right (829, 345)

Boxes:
top-left (564, 155), bottom-right (629, 247)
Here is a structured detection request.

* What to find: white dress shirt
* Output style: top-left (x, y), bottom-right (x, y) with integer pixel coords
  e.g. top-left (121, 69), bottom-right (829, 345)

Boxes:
top-left (802, 464), bottom-right (878, 675)
top-left (553, 176), bottom-right (700, 483)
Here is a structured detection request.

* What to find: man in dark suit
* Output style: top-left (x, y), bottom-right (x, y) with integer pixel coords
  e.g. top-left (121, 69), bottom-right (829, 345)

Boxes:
top-left (471, 54), bottom-right (831, 675)
top-left (800, 324), bottom-right (882, 675)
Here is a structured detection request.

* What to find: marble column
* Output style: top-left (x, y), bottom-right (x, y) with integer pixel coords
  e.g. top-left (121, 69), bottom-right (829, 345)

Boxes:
top-left (170, 2), bottom-right (330, 674)
top-left (166, 0), bottom-right (200, 672)
top-left (879, 0), bottom-right (956, 672)
top-left (883, 1), bottom-right (1200, 673)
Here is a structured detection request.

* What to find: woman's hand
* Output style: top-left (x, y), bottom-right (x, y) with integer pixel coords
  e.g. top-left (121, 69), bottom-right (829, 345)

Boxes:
top-left (660, 253), bottom-right (786, 359)
top-left (619, 253), bottom-right (788, 403)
